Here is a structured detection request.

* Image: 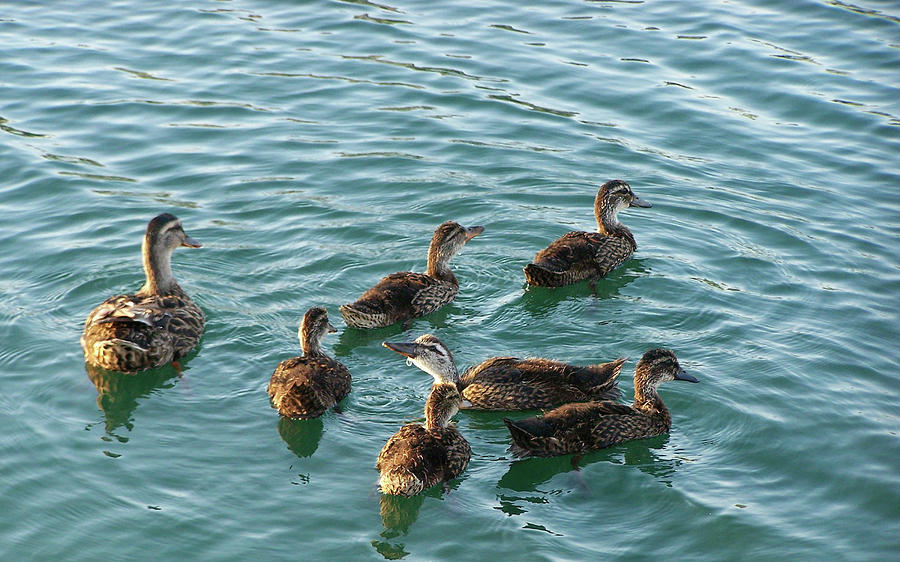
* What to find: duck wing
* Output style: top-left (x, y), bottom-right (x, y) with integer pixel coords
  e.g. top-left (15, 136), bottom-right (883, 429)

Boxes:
top-left (460, 357), bottom-right (592, 410)
top-left (342, 272), bottom-right (453, 328)
top-left (504, 401), bottom-right (643, 457)
top-left (524, 231), bottom-right (634, 286)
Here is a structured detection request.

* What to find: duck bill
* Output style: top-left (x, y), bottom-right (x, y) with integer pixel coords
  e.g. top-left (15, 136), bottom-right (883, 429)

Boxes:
top-left (382, 341), bottom-right (418, 359)
top-left (630, 196), bottom-right (652, 208)
top-left (327, 322), bottom-right (338, 334)
top-left (464, 225), bottom-right (484, 241)
top-left (674, 368), bottom-right (699, 383)
top-left (182, 235), bottom-right (202, 248)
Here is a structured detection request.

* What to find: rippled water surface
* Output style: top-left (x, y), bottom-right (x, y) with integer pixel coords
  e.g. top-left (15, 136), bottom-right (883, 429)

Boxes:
top-left (2, 0), bottom-right (899, 559)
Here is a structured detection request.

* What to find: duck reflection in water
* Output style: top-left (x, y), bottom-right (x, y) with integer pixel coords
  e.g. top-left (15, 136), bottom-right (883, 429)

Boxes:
top-left (276, 416), bottom-right (324, 459)
top-left (85, 362), bottom-right (179, 435)
top-left (498, 435), bottom-right (683, 495)
top-left (373, 481), bottom-right (461, 560)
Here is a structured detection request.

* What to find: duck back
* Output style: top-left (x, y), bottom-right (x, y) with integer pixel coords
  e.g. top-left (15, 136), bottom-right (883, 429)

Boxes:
top-left (525, 231), bottom-right (635, 287)
top-left (377, 424), bottom-right (470, 496)
top-left (268, 355), bottom-right (351, 419)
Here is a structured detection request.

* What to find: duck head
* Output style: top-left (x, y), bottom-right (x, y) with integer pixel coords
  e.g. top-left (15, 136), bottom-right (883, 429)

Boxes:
top-left (383, 334), bottom-right (459, 384)
top-left (426, 221), bottom-right (484, 279)
top-left (299, 306), bottom-right (337, 357)
top-left (634, 348), bottom-right (698, 394)
top-left (140, 213), bottom-right (201, 295)
top-left (594, 180), bottom-right (651, 235)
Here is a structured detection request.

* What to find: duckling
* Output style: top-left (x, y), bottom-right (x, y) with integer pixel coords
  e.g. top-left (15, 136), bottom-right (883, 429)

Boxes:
top-left (376, 380), bottom-right (471, 496)
top-left (383, 334), bottom-right (625, 410)
top-left (503, 349), bottom-right (698, 457)
top-left (340, 221), bottom-right (484, 329)
top-left (81, 213), bottom-right (205, 373)
top-left (524, 179), bottom-right (651, 288)
top-left (267, 307), bottom-right (351, 419)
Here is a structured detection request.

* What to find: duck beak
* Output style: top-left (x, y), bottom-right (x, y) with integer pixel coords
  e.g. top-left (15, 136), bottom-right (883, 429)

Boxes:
top-left (383, 341), bottom-right (418, 359)
top-left (327, 322), bottom-right (338, 334)
top-left (674, 367), bottom-right (699, 383)
top-left (630, 196), bottom-right (652, 208)
top-left (182, 235), bottom-right (202, 248)
top-left (464, 225), bottom-right (484, 241)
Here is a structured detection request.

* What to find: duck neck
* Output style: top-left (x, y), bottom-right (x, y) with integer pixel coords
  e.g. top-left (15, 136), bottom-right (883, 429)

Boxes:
top-left (424, 383), bottom-right (458, 430)
top-left (139, 238), bottom-right (179, 296)
top-left (594, 198), bottom-right (637, 248)
top-left (632, 376), bottom-right (672, 429)
top-left (426, 247), bottom-right (457, 284)
top-left (300, 331), bottom-right (326, 358)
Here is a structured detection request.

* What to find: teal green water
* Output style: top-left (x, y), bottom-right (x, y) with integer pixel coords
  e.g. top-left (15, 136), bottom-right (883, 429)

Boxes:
top-left (2, 1), bottom-right (899, 559)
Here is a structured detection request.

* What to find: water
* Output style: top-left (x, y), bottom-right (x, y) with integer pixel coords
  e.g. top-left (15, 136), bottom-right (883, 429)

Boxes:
top-left (2, 0), bottom-right (898, 559)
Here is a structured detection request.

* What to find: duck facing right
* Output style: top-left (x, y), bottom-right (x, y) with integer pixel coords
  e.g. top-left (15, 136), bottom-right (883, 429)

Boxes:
top-left (503, 349), bottom-right (698, 458)
top-left (523, 179), bottom-right (651, 288)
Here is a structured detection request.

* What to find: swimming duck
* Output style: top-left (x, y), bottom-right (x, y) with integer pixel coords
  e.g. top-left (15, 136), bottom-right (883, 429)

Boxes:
top-left (376, 379), bottom-right (471, 496)
top-left (340, 221), bottom-right (484, 329)
top-left (267, 307), bottom-right (351, 419)
top-left (383, 334), bottom-right (625, 410)
top-left (523, 179), bottom-right (651, 288)
top-left (503, 348), bottom-right (698, 457)
top-left (81, 213), bottom-right (205, 373)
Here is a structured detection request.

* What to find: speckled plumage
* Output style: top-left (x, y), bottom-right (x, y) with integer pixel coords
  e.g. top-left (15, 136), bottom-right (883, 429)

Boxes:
top-left (268, 307), bottom-right (350, 419)
top-left (340, 221), bottom-right (483, 329)
top-left (524, 179), bottom-right (651, 288)
top-left (80, 213), bottom-right (205, 373)
top-left (383, 334), bottom-right (625, 411)
top-left (458, 356), bottom-right (626, 410)
top-left (504, 349), bottom-right (698, 457)
top-left (377, 383), bottom-right (471, 497)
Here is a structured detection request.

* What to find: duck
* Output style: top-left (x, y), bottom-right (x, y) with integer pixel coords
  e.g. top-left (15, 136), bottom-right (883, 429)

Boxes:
top-left (267, 307), bottom-right (351, 419)
top-left (523, 179), bottom-right (651, 288)
top-left (81, 213), bottom-right (205, 373)
top-left (376, 379), bottom-right (471, 496)
top-left (383, 334), bottom-right (625, 410)
top-left (503, 348), bottom-right (698, 457)
top-left (340, 220), bottom-right (484, 329)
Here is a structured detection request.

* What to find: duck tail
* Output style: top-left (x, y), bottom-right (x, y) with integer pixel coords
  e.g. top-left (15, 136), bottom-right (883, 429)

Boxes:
top-left (503, 417), bottom-right (537, 458)
top-left (587, 357), bottom-right (628, 401)
top-left (523, 263), bottom-right (566, 287)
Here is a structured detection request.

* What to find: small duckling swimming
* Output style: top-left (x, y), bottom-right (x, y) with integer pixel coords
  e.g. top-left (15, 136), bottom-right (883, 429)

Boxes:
top-left (524, 179), bottom-right (651, 288)
top-left (376, 379), bottom-right (471, 496)
top-left (503, 349), bottom-right (698, 457)
top-left (340, 221), bottom-right (484, 329)
top-left (268, 307), bottom-right (351, 419)
top-left (81, 213), bottom-right (205, 373)
top-left (383, 334), bottom-right (625, 410)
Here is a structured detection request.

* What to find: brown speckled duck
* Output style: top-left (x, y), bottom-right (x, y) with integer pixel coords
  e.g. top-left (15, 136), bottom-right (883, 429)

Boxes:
top-left (383, 334), bottom-right (625, 410)
top-left (81, 213), bottom-right (205, 373)
top-left (340, 221), bottom-right (483, 329)
top-left (376, 380), bottom-right (471, 496)
top-left (503, 349), bottom-right (698, 457)
top-left (267, 307), bottom-right (351, 419)
top-left (524, 179), bottom-right (651, 288)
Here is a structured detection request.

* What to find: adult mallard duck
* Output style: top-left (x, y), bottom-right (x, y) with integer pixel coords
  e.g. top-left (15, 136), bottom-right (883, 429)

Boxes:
top-left (383, 334), bottom-right (625, 410)
top-left (376, 380), bottom-right (471, 496)
top-left (524, 179), bottom-right (651, 288)
top-left (81, 213), bottom-right (205, 373)
top-left (340, 221), bottom-right (484, 329)
top-left (267, 307), bottom-right (351, 419)
top-left (503, 349), bottom-right (698, 457)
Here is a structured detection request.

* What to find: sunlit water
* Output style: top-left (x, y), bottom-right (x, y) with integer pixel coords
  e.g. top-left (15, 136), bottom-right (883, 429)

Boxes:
top-left (1, 1), bottom-right (898, 559)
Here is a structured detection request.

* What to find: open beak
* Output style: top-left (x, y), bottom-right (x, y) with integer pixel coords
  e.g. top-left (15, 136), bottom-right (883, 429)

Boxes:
top-left (182, 235), bottom-right (202, 248)
top-left (464, 225), bottom-right (484, 241)
top-left (674, 367), bottom-right (699, 383)
top-left (630, 195), bottom-right (652, 208)
top-left (327, 322), bottom-right (338, 334)
top-left (383, 341), bottom-right (418, 359)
